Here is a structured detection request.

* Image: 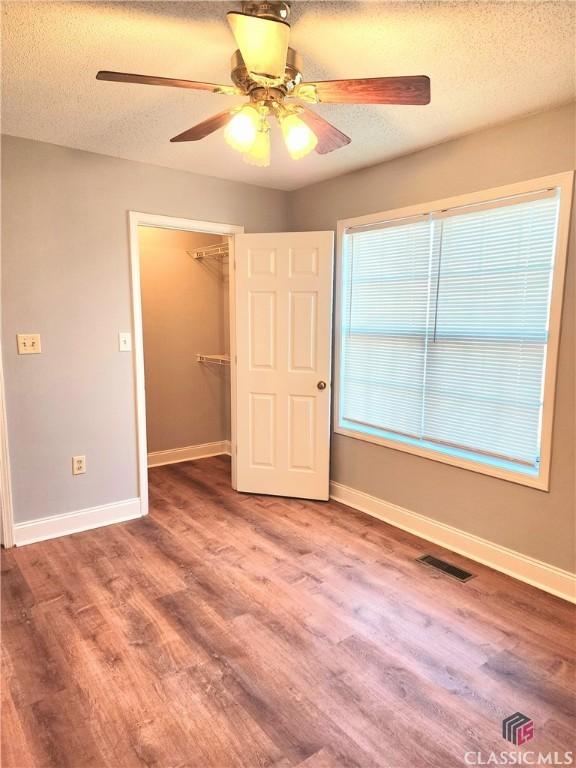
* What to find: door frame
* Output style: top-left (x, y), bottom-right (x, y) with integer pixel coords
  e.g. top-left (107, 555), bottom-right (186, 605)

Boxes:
top-left (128, 211), bottom-right (244, 515)
top-left (0, 334), bottom-right (15, 548)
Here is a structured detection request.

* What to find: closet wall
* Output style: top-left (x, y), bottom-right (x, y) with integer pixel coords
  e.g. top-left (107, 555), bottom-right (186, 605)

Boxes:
top-left (138, 226), bottom-right (230, 458)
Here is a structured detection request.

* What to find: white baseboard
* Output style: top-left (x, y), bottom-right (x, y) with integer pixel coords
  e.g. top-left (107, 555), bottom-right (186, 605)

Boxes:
top-left (13, 498), bottom-right (143, 547)
top-left (330, 481), bottom-right (576, 604)
top-left (147, 440), bottom-right (231, 468)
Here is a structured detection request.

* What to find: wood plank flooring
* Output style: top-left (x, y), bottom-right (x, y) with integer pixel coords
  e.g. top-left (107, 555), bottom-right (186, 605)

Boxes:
top-left (2, 456), bottom-right (575, 767)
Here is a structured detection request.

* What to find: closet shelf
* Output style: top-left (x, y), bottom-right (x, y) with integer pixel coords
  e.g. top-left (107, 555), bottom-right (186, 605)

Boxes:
top-left (197, 354), bottom-right (230, 366)
top-left (188, 243), bottom-right (229, 261)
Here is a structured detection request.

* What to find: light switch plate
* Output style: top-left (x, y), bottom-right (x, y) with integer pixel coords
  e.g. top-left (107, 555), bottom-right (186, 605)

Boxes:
top-left (17, 334), bottom-right (41, 354)
top-left (118, 332), bottom-right (132, 352)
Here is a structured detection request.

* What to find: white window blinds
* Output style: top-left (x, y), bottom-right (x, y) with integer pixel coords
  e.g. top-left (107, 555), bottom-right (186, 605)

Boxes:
top-left (339, 190), bottom-right (560, 475)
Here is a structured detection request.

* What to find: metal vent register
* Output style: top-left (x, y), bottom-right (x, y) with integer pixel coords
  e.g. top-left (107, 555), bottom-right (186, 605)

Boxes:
top-left (417, 554), bottom-right (475, 582)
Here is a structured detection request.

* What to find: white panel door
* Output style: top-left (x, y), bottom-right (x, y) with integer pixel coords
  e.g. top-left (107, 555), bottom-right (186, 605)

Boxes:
top-left (233, 231), bottom-right (334, 500)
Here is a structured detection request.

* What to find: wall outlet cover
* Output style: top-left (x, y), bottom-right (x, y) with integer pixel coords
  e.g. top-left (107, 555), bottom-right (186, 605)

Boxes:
top-left (72, 455), bottom-right (86, 475)
top-left (17, 333), bottom-right (41, 354)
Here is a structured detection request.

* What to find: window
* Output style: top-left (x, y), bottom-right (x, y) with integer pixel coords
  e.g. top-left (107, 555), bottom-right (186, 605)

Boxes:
top-left (335, 174), bottom-right (573, 489)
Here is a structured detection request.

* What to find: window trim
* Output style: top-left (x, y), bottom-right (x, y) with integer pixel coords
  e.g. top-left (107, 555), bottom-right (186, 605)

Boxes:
top-left (334, 172), bottom-right (574, 491)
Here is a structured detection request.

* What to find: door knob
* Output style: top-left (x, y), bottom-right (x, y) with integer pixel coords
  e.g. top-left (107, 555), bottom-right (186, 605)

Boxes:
top-left (317, 381), bottom-right (327, 390)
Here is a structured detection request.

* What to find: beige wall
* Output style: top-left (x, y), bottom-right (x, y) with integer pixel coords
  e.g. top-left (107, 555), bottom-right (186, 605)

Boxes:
top-left (1, 135), bottom-right (288, 523)
top-left (289, 103), bottom-right (576, 572)
top-left (139, 227), bottom-right (230, 453)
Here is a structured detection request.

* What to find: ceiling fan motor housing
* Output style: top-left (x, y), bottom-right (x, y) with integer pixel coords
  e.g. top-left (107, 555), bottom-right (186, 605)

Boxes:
top-left (230, 46), bottom-right (302, 97)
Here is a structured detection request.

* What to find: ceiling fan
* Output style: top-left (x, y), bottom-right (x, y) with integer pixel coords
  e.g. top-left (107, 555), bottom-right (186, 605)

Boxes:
top-left (96, 1), bottom-right (431, 167)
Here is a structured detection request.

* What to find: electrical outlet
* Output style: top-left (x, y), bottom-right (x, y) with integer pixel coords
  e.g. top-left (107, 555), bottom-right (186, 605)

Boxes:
top-left (17, 333), bottom-right (41, 354)
top-left (118, 332), bottom-right (132, 352)
top-left (72, 455), bottom-right (86, 475)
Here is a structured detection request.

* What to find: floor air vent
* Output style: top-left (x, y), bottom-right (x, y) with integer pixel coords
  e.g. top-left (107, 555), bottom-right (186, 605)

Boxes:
top-left (417, 554), bottom-right (475, 582)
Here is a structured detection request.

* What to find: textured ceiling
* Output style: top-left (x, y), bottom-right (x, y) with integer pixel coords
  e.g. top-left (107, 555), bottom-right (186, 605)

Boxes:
top-left (2, 1), bottom-right (575, 191)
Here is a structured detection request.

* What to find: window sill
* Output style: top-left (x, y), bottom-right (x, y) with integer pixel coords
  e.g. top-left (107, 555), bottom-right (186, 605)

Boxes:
top-left (334, 424), bottom-right (550, 491)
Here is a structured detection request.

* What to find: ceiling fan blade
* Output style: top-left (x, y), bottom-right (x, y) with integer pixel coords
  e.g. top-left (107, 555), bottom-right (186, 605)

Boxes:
top-left (295, 76), bottom-right (430, 105)
top-left (96, 71), bottom-right (241, 96)
top-left (170, 110), bottom-right (233, 142)
top-left (298, 107), bottom-right (351, 155)
top-left (227, 12), bottom-right (289, 82)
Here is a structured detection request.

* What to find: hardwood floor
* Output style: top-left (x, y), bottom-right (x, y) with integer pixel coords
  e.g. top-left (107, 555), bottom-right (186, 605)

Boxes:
top-left (2, 456), bottom-right (575, 767)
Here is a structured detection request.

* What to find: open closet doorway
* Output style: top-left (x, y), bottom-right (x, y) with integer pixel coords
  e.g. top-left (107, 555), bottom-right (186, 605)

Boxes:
top-left (129, 213), bottom-right (243, 514)
top-left (139, 226), bottom-right (232, 465)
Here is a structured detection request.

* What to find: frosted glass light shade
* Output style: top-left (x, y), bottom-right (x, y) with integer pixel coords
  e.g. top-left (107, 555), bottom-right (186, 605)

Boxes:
top-left (243, 127), bottom-right (271, 167)
top-left (224, 105), bottom-right (259, 152)
top-left (280, 113), bottom-right (318, 159)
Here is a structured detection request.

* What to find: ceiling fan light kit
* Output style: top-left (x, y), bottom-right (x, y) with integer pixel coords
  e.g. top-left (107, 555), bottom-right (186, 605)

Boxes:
top-left (225, 103), bottom-right (273, 166)
top-left (96, 1), bottom-right (431, 168)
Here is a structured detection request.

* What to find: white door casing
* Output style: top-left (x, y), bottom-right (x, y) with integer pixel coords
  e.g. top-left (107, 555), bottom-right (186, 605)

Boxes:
top-left (234, 232), bottom-right (334, 500)
top-left (128, 211), bottom-right (243, 515)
